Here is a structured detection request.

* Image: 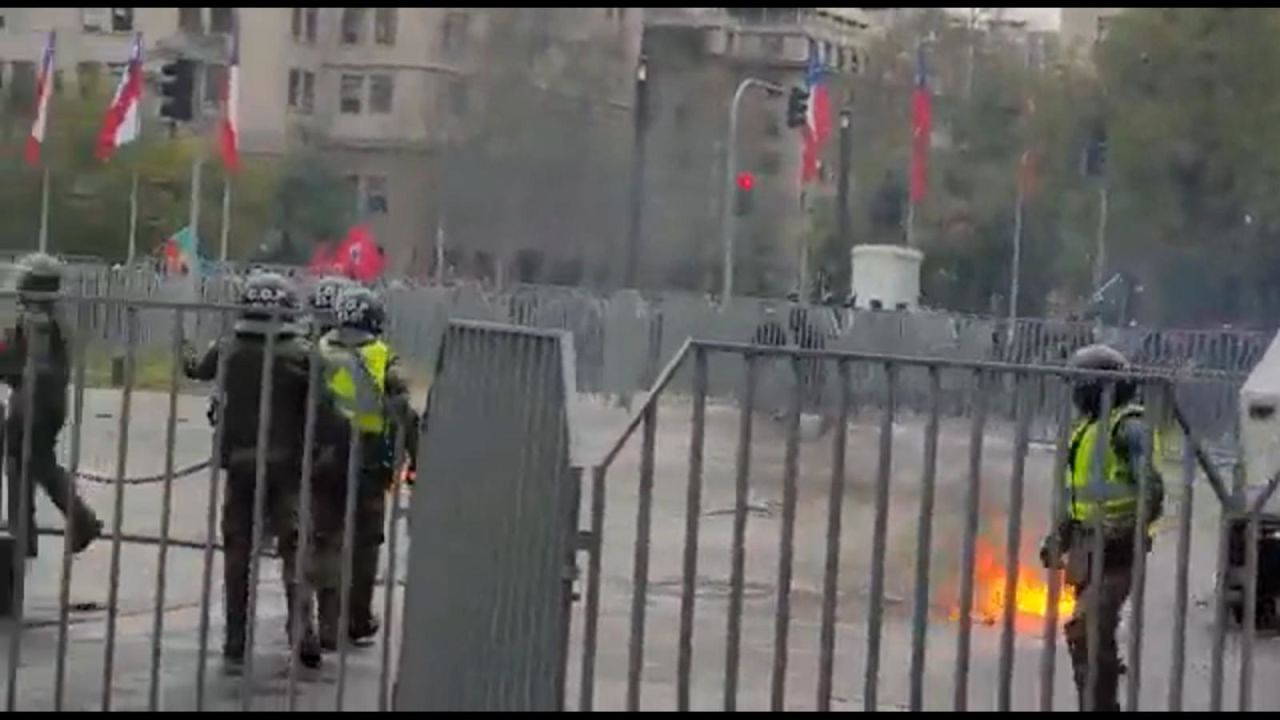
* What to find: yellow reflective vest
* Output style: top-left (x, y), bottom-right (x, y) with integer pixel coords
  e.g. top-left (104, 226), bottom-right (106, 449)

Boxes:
top-left (1066, 404), bottom-right (1149, 526)
top-left (321, 335), bottom-right (390, 435)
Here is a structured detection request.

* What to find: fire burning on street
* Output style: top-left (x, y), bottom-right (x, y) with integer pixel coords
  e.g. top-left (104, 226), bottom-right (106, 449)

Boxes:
top-left (949, 538), bottom-right (1077, 632)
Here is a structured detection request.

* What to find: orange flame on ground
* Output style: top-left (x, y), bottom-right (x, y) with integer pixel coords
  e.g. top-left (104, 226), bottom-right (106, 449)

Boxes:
top-left (949, 538), bottom-right (1076, 632)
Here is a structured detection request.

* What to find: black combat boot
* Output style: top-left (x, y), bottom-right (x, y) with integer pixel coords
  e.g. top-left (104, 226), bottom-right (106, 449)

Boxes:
top-left (285, 583), bottom-right (323, 669)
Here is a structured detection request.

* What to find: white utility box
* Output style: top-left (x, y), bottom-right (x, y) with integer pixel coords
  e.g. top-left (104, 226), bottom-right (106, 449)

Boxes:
top-left (850, 244), bottom-right (924, 312)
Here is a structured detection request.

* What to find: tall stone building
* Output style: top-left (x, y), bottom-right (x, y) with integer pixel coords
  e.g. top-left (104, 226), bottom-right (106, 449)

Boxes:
top-left (0, 8), bottom-right (643, 278)
top-left (637, 8), bottom-right (879, 296)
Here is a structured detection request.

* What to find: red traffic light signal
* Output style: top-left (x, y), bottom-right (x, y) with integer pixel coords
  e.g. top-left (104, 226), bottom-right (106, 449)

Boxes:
top-left (736, 171), bottom-right (755, 192)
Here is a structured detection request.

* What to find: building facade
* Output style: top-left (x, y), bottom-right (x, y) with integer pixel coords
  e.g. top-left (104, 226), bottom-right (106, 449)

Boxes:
top-left (0, 8), bottom-right (643, 279)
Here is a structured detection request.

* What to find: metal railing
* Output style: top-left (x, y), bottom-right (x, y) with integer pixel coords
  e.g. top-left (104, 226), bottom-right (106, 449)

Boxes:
top-left (0, 291), bottom-right (412, 712)
top-left (571, 339), bottom-right (1278, 711)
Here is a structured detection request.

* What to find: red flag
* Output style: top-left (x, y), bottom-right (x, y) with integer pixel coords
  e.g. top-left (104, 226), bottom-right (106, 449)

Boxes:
top-left (95, 33), bottom-right (143, 162)
top-left (801, 39), bottom-right (831, 186)
top-left (218, 16), bottom-right (241, 173)
top-left (328, 225), bottom-right (387, 282)
top-left (909, 44), bottom-right (932, 204)
top-left (25, 32), bottom-right (56, 168)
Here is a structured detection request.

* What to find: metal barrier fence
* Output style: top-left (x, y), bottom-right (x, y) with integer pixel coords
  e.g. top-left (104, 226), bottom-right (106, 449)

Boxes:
top-left (35, 264), bottom-right (1264, 457)
top-left (568, 340), bottom-right (1279, 711)
top-left (0, 292), bottom-right (414, 711)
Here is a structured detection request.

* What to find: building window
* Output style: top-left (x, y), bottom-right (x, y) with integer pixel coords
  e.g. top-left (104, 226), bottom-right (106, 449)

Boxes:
top-left (10, 62), bottom-right (35, 101)
top-left (107, 62), bottom-right (126, 86)
top-left (301, 71), bottom-right (315, 113)
top-left (341, 8), bottom-right (365, 45)
top-left (369, 73), bottom-right (393, 114)
top-left (446, 78), bottom-right (468, 116)
top-left (178, 7), bottom-right (202, 34)
top-left (340, 74), bottom-right (364, 113)
top-left (291, 8), bottom-right (303, 38)
top-left (0, 14), bottom-right (6, 30)
top-left (210, 8), bottom-right (233, 34)
top-left (112, 8), bottom-right (134, 32)
top-left (364, 175), bottom-right (388, 215)
top-left (441, 12), bottom-right (469, 56)
top-left (204, 64), bottom-right (226, 106)
top-left (52, 70), bottom-right (64, 96)
top-left (287, 69), bottom-right (316, 113)
top-left (374, 8), bottom-right (397, 45)
top-left (304, 8), bottom-right (317, 42)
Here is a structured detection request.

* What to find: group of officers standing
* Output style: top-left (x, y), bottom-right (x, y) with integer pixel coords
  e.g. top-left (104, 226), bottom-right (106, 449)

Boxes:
top-left (2, 254), bottom-right (417, 674)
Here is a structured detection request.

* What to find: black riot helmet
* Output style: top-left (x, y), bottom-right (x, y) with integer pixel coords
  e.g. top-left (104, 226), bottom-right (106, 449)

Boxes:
top-left (334, 285), bottom-right (385, 335)
top-left (16, 252), bottom-right (63, 294)
top-left (308, 275), bottom-right (355, 332)
top-left (238, 271), bottom-right (299, 322)
top-left (1067, 344), bottom-right (1136, 417)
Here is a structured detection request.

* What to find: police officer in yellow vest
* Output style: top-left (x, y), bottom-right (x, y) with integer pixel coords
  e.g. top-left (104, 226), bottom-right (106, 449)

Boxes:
top-left (314, 285), bottom-right (417, 650)
top-left (1040, 344), bottom-right (1163, 712)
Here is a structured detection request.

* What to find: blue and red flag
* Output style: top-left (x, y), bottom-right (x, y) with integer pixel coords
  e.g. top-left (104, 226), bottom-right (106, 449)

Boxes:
top-left (910, 43), bottom-right (932, 203)
top-left (25, 31), bottom-right (56, 168)
top-left (800, 39), bottom-right (831, 186)
top-left (96, 32), bottom-right (143, 161)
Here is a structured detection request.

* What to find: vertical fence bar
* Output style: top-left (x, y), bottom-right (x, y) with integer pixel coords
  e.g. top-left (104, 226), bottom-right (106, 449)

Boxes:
top-left (1039, 378), bottom-right (1073, 712)
top-left (1167, 430), bottom-right (1195, 711)
top-left (997, 373), bottom-right (1032, 711)
top-left (4, 318), bottom-right (38, 713)
top-left (286, 339), bottom-right (324, 710)
top-left (908, 366), bottom-right (942, 711)
top-left (676, 348), bottom-right (708, 711)
top-left (1208, 463), bottom-right (1237, 711)
top-left (1082, 382), bottom-right (1115, 712)
top-left (100, 306), bottom-right (138, 712)
top-left (1239, 505), bottom-right (1259, 711)
top-left (377, 421), bottom-right (409, 712)
top-left (334, 421), bottom-right (362, 710)
top-left (817, 360), bottom-right (851, 712)
top-left (195, 313), bottom-right (231, 711)
top-left (146, 309), bottom-right (185, 710)
top-left (240, 321), bottom-right (279, 710)
top-left (625, 402), bottom-right (658, 712)
top-left (769, 357), bottom-right (804, 713)
top-left (953, 369), bottom-right (988, 711)
top-left (53, 300), bottom-right (91, 711)
top-left (1123, 380), bottom-right (1157, 712)
top-left (578, 465), bottom-right (607, 712)
top-left (724, 355), bottom-right (757, 712)
top-left (864, 363), bottom-right (897, 712)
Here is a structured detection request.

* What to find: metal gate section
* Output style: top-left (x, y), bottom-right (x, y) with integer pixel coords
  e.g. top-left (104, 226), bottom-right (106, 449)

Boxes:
top-left (396, 321), bottom-right (582, 711)
top-left (568, 340), bottom-right (1280, 711)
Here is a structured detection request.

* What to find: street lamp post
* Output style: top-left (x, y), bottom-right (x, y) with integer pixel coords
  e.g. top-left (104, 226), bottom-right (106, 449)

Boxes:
top-left (720, 77), bottom-right (784, 305)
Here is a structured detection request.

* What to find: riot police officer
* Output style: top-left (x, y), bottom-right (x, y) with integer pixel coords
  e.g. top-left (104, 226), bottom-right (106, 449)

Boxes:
top-left (314, 285), bottom-right (416, 650)
top-left (1040, 344), bottom-right (1164, 711)
top-left (0, 253), bottom-right (101, 558)
top-left (184, 272), bottom-right (323, 672)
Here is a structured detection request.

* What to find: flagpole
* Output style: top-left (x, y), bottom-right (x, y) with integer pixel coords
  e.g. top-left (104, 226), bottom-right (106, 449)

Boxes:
top-left (1008, 184), bottom-right (1024, 326)
top-left (126, 169), bottom-right (139, 264)
top-left (905, 201), bottom-right (915, 247)
top-left (434, 217), bottom-right (445, 284)
top-left (219, 176), bottom-right (232, 263)
top-left (38, 167), bottom-right (50, 253)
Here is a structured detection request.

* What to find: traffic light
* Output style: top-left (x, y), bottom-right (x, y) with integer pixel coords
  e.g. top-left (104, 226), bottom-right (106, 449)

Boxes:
top-left (734, 171), bottom-right (755, 216)
top-left (159, 58), bottom-right (195, 122)
top-left (786, 86), bottom-right (809, 129)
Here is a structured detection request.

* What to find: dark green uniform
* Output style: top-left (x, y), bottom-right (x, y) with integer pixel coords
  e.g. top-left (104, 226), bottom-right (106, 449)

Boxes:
top-left (186, 315), bottom-right (322, 667)
top-left (0, 305), bottom-right (100, 557)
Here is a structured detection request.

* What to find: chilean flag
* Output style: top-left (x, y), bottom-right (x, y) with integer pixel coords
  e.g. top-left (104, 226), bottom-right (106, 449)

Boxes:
top-left (308, 225), bottom-right (387, 282)
top-left (909, 43), bottom-right (932, 203)
top-left (219, 17), bottom-right (241, 173)
top-left (25, 31), bottom-right (56, 168)
top-left (95, 33), bottom-right (143, 162)
top-left (800, 39), bottom-right (831, 186)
